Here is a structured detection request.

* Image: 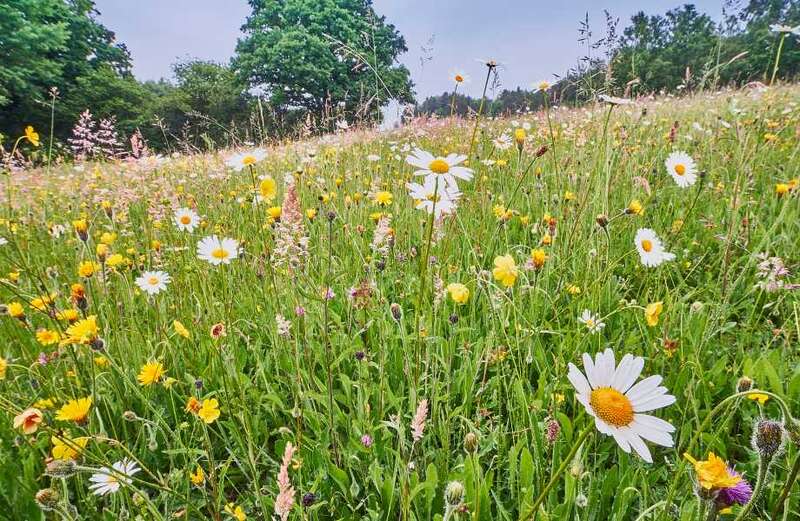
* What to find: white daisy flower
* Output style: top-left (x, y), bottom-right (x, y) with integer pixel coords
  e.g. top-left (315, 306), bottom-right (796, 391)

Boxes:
top-left (405, 148), bottom-right (473, 189)
top-left (135, 270), bottom-right (171, 296)
top-left (568, 348), bottom-right (676, 463)
top-left (49, 224), bottom-right (66, 238)
top-left (197, 235), bottom-right (240, 265)
top-left (770, 23), bottom-right (799, 34)
top-left (578, 309), bottom-right (605, 334)
top-left (225, 148), bottom-right (267, 171)
top-left (493, 134), bottom-right (512, 150)
top-left (599, 94), bottom-right (633, 106)
top-left (635, 228), bottom-right (675, 268)
top-left (664, 151), bottom-right (698, 188)
top-left (366, 154), bottom-right (381, 162)
top-left (0, 237), bottom-right (7, 246)
top-left (88, 458), bottom-right (141, 496)
top-left (406, 176), bottom-right (461, 217)
top-left (174, 208), bottom-right (200, 232)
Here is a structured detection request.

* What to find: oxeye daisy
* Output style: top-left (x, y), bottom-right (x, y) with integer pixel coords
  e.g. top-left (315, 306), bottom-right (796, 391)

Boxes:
top-left (449, 68), bottom-right (469, 84)
top-left (405, 148), bottom-right (473, 189)
top-left (568, 348), bottom-right (676, 463)
top-left (225, 148), bottom-right (267, 171)
top-left (406, 177), bottom-right (461, 216)
top-left (174, 208), bottom-right (200, 232)
top-left (197, 235), bottom-right (240, 265)
top-left (665, 151), bottom-right (698, 188)
top-left (88, 458), bottom-right (140, 496)
top-left (635, 228), bottom-right (675, 267)
top-left (578, 309), bottom-right (605, 334)
top-left (135, 271), bottom-right (171, 296)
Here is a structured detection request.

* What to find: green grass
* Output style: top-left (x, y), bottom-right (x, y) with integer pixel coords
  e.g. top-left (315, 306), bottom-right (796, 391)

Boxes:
top-left (0, 86), bottom-right (798, 521)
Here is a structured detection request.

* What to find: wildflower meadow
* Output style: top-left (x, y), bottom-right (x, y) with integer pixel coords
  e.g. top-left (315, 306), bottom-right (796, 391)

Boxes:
top-left (2, 61), bottom-right (800, 521)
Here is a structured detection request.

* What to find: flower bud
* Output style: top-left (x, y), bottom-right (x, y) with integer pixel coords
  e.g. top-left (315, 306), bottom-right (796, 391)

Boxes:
top-left (35, 488), bottom-right (60, 511)
top-left (596, 214), bottom-right (608, 228)
top-left (752, 419), bottom-right (785, 463)
top-left (736, 376), bottom-right (753, 393)
top-left (463, 431), bottom-right (478, 453)
top-left (390, 303), bottom-right (402, 322)
top-left (445, 481), bottom-right (465, 506)
top-left (45, 459), bottom-right (77, 478)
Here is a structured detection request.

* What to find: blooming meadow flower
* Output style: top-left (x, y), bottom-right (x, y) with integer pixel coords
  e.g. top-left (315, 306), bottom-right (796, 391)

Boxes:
top-left (568, 349), bottom-right (676, 462)
top-left (88, 458), bottom-right (140, 496)
top-left (197, 236), bottom-right (240, 265)
top-left (635, 228), bottom-right (675, 267)
top-left (135, 270), bottom-right (171, 295)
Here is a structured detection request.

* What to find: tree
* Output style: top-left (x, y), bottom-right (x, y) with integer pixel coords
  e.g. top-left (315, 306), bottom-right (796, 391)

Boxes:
top-left (0, 0), bottom-right (131, 142)
top-left (234, 0), bottom-right (414, 128)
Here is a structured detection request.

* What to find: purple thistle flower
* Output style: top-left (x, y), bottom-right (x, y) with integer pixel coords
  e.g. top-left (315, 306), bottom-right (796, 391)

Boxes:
top-left (716, 469), bottom-right (753, 508)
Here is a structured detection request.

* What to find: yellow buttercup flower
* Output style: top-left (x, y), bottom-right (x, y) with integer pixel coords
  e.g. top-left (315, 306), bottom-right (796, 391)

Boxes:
top-left (24, 126), bottom-right (40, 147)
top-left (189, 466), bottom-right (206, 486)
top-left (627, 199), bottom-right (644, 216)
top-left (259, 176), bottom-right (277, 201)
top-left (493, 255), bottom-right (518, 288)
top-left (645, 302), bottom-right (663, 327)
top-left (52, 435), bottom-right (89, 460)
top-left (137, 361), bottom-right (165, 386)
top-left (374, 191), bottom-right (393, 206)
top-left (78, 261), bottom-right (99, 278)
top-left (36, 329), bottom-right (60, 345)
top-left (7, 301), bottom-right (25, 319)
top-left (531, 248), bottom-right (547, 269)
top-left (56, 397), bottom-right (92, 423)
top-left (446, 283), bottom-right (470, 305)
top-left (197, 398), bottom-right (220, 424)
top-left (747, 392), bottom-right (769, 405)
top-left (173, 320), bottom-right (190, 339)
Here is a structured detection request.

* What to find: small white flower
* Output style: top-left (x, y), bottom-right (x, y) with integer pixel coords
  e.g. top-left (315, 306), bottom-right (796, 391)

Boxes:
top-left (635, 228), bottom-right (675, 268)
top-left (135, 270), bottom-right (171, 296)
top-left (225, 148), bottom-right (267, 171)
top-left (174, 208), bottom-right (200, 232)
top-left (578, 309), bottom-right (605, 334)
top-left (0, 237), bottom-right (7, 247)
top-left (449, 68), bottom-right (470, 84)
top-left (568, 349), bottom-right (676, 463)
top-left (599, 94), bottom-right (633, 106)
top-left (88, 458), bottom-right (141, 496)
top-left (367, 154), bottom-right (381, 162)
top-left (664, 151), bottom-right (698, 188)
top-left (197, 235), bottom-right (240, 265)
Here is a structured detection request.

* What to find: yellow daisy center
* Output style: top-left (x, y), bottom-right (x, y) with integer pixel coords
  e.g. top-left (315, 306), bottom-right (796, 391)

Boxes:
top-left (242, 155), bottom-right (257, 166)
top-left (426, 194), bottom-right (441, 203)
top-left (147, 276), bottom-right (159, 285)
top-left (641, 239), bottom-right (653, 252)
top-left (674, 164), bottom-right (686, 176)
top-left (590, 387), bottom-right (634, 427)
top-left (211, 248), bottom-right (229, 259)
top-left (180, 215), bottom-right (191, 225)
top-left (429, 159), bottom-right (450, 174)
top-left (454, 74), bottom-right (464, 83)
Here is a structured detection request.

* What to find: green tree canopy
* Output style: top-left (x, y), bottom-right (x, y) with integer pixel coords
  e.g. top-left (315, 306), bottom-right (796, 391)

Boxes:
top-left (234, 0), bottom-right (414, 127)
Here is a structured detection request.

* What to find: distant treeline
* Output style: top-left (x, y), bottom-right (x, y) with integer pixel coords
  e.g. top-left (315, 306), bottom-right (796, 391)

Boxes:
top-left (418, 1), bottom-right (800, 117)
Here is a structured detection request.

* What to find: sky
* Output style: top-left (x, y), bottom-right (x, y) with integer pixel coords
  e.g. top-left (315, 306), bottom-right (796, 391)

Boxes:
top-left (93, 0), bottom-right (726, 100)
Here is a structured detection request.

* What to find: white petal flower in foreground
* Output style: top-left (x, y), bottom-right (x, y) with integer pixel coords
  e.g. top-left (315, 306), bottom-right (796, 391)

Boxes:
top-left (405, 148), bottom-right (473, 189)
top-left (135, 270), bottom-right (171, 296)
top-left (174, 207), bottom-right (200, 232)
top-left (88, 458), bottom-right (140, 496)
top-left (197, 235), bottom-right (240, 265)
top-left (664, 151), bottom-right (698, 188)
top-left (568, 348), bottom-right (676, 463)
top-left (406, 176), bottom-right (461, 217)
top-left (635, 228), bottom-right (675, 268)
top-left (225, 148), bottom-right (267, 172)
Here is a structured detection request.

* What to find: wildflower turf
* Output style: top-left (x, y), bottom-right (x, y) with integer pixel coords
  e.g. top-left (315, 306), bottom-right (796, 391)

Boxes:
top-left (0, 86), bottom-right (799, 520)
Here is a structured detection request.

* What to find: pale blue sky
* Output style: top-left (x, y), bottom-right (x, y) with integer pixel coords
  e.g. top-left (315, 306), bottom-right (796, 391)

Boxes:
top-left (94, 0), bottom-right (726, 98)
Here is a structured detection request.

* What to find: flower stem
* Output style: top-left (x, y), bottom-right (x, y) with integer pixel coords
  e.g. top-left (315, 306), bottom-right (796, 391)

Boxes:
top-left (733, 456), bottom-right (768, 521)
top-left (770, 450), bottom-right (800, 519)
top-left (520, 423), bottom-right (592, 521)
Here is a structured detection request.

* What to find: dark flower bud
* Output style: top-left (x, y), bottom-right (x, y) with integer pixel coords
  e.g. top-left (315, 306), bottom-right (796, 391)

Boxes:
top-left (390, 303), bottom-right (402, 322)
top-left (45, 459), bottom-right (77, 479)
top-left (596, 214), bottom-right (608, 228)
top-left (354, 351), bottom-right (365, 361)
top-left (736, 376), bottom-right (753, 393)
top-left (545, 418), bottom-right (561, 444)
top-left (35, 488), bottom-right (61, 511)
top-left (752, 419), bottom-right (785, 462)
top-left (302, 492), bottom-right (317, 507)
top-left (326, 211), bottom-right (336, 222)
top-left (535, 145), bottom-right (549, 158)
